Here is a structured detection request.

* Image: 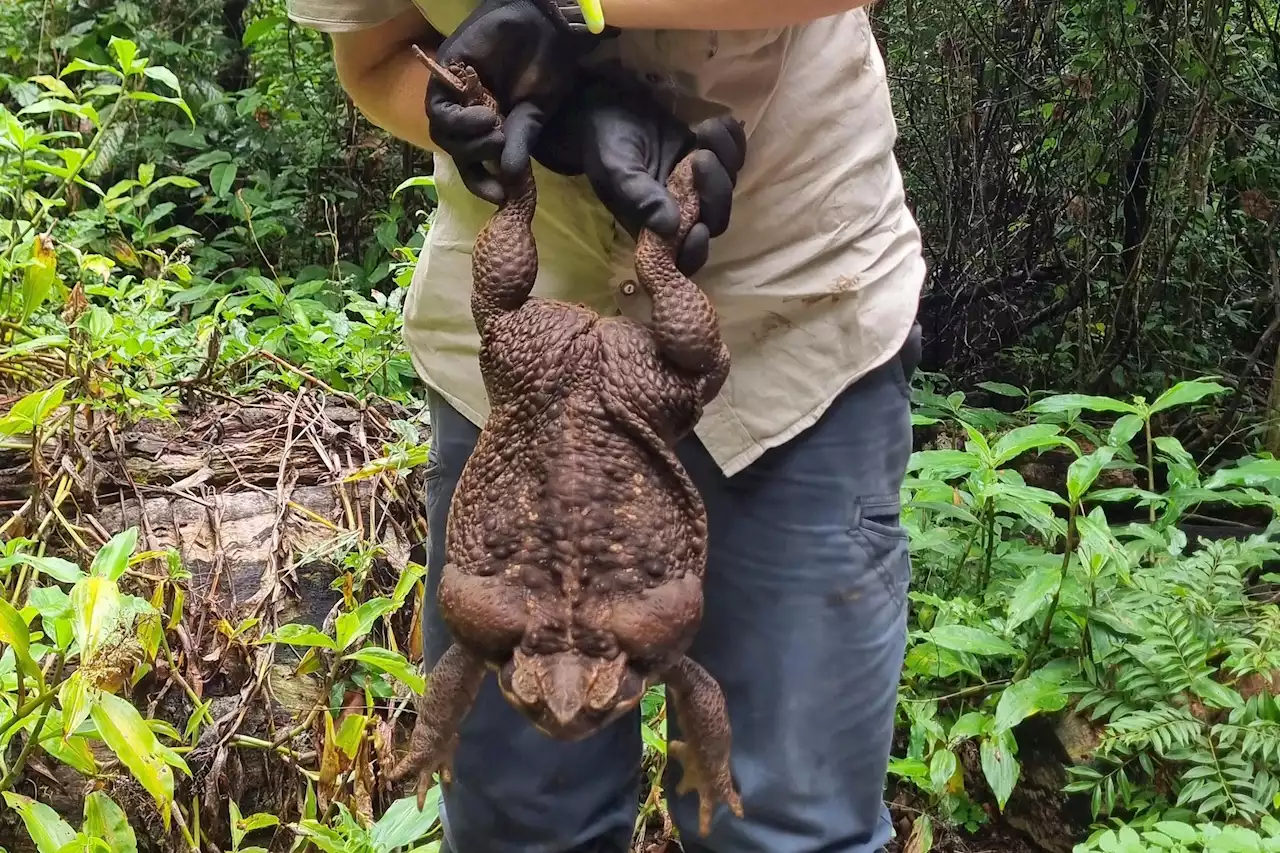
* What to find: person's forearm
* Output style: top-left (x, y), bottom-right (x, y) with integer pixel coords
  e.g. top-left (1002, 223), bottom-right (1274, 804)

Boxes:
top-left (598, 0), bottom-right (871, 29)
top-left (331, 9), bottom-right (442, 151)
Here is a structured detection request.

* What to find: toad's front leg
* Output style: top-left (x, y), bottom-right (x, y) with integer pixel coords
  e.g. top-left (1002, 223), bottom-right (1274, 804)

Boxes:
top-left (388, 643), bottom-right (487, 807)
top-left (665, 656), bottom-right (744, 837)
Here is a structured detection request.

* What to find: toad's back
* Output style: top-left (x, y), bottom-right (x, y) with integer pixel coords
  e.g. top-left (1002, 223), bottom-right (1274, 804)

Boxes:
top-left (443, 305), bottom-right (708, 641)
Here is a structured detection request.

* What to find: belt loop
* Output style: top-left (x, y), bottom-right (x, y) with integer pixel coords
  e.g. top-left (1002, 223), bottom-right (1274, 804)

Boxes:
top-left (849, 498), bottom-right (864, 532)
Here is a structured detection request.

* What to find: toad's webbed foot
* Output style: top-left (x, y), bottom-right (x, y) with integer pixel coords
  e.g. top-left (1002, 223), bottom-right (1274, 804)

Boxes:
top-left (388, 643), bottom-right (486, 807)
top-left (666, 656), bottom-right (743, 837)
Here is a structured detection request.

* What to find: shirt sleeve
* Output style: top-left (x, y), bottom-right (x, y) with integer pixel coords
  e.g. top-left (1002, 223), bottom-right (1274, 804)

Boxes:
top-left (286, 0), bottom-right (418, 32)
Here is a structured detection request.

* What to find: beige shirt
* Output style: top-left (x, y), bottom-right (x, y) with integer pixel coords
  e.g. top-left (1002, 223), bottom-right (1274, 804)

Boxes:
top-left (287, 0), bottom-right (926, 476)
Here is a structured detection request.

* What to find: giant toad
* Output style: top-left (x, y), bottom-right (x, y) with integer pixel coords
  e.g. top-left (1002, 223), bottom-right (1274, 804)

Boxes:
top-left (389, 55), bottom-right (743, 836)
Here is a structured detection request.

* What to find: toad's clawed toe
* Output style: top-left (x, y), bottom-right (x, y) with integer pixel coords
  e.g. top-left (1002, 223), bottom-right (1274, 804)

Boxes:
top-left (670, 738), bottom-right (744, 837)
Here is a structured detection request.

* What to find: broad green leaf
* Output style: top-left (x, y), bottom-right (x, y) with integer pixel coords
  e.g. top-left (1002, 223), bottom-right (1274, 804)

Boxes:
top-left (1107, 414), bottom-right (1145, 449)
top-left (90, 691), bottom-right (185, 828)
top-left (906, 450), bottom-right (983, 480)
top-left (261, 623), bottom-right (335, 650)
top-left (210, 163), bottom-right (238, 198)
top-left (949, 712), bottom-right (992, 742)
top-left (10, 554), bottom-right (84, 584)
top-left (83, 792), bottom-right (137, 853)
top-left (71, 576), bottom-right (123, 664)
top-left (36, 709), bottom-right (97, 774)
top-left (991, 424), bottom-right (1069, 466)
top-left (108, 37), bottom-right (142, 75)
top-left (142, 65), bottom-right (182, 95)
top-left (980, 731), bottom-right (1021, 810)
top-left (392, 175), bottom-right (437, 198)
top-left (242, 15), bottom-right (286, 45)
top-left (925, 625), bottom-right (1020, 657)
top-left (344, 647), bottom-right (426, 694)
top-left (929, 749), bottom-right (959, 796)
top-left (1006, 566), bottom-right (1061, 631)
top-left (904, 642), bottom-right (980, 679)
top-left (1028, 394), bottom-right (1140, 416)
top-left (959, 421), bottom-right (993, 462)
top-left (335, 597), bottom-right (398, 650)
top-left (1148, 379), bottom-right (1229, 415)
top-left (392, 563), bottom-right (428, 607)
top-left (126, 90), bottom-right (194, 125)
top-left (334, 713), bottom-right (368, 759)
top-left (292, 821), bottom-right (353, 853)
top-left (1068, 446), bottom-right (1116, 503)
top-left (993, 674), bottom-right (1068, 733)
top-left (1, 792), bottom-right (77, 853)
top-left (0, 380), bottom-right (72, 437)
top-left (90, 528), bottom-right (137, 581)
top-left (60, 58), bottom-right (121, 78)
top-left (977, 382), bottom-right (1025, 399)
top-left (1204, 459), bottom-right (1280, 490)
top-left (59, 670), bottom-right (93, 738)
top-left (370, 791), bottom-right (443, 853)
top-left (0, 597), bottom-right (41, 686)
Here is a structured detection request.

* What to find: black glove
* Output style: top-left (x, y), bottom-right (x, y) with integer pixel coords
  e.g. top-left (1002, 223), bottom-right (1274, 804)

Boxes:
top-left (427, 0), bottom-right (613, 204)
top-left (534, 73), bottom-right (748, 276)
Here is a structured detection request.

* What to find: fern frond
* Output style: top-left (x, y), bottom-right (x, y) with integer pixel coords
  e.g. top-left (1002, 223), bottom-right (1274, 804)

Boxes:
top-left (1099, 705), bottom-right (1204, 759)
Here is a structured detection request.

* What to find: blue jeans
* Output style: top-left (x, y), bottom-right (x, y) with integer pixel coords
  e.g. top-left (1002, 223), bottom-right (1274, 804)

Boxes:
top-left (419, 325), bottom-right (920, 853)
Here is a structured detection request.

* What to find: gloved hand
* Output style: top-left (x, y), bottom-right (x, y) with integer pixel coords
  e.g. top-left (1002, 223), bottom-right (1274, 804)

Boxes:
top-left (533, 73), bottom-right (748, 276)
top-left (427, 0), bottom-right (613, 204)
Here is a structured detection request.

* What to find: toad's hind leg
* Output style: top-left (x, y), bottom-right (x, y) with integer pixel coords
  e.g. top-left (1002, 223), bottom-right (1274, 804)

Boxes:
top-left (634, 155), bottom-right (731, 404)
top-left (388, 643), bottom-right (486, 806)
top-left (665, 656), bottom-right (744, 837)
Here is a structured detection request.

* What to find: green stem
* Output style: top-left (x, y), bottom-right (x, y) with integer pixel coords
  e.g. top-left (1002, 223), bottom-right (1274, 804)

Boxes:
top-left (0, 655), bottom-right (64, 792)
top-left (0, 684), bottom-right (57, 744)
top-left (1144, 419), bottom-right (1157, 524)
top-left (1013, 501), bottom-right (1077, 682)
top-left (979, 502), bottom-right (997, 591)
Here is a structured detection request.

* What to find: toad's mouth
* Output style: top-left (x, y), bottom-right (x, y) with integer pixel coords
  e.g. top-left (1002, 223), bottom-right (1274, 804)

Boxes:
top-left (495, 649), bottom-right (650, 742)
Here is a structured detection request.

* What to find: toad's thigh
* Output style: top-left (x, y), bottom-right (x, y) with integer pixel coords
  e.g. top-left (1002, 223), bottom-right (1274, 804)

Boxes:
top-left (669, 352), bottom-right (914, 852)
top-left (423, 391), bottom-right (641, 853)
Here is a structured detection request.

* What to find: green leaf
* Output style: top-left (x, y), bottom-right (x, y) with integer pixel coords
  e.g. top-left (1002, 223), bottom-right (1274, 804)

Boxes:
top-left (126, 90), bottom-right (194, 125)
top-left (977, 382), bottom-right (1025, 399)
top-left (980, 731), bottom-right (1021, 810)
top-left (261, 623), bottom-right (335, 650)
top-left (60, 58), bottom-right (122, 78)
top-left (210, 162), bottom-right (238, 198)
top-left (142, 65), bottom-right (182, 95)
top-left (90, 691), bottom-right (186, 828)
top-left (1204, 460), bottom-right (1280, 490)
top-left (993, 673), bottom-right (1068, 733)
top-left (335, 598), bottom-right (398, 651)
top-left (1028, 394), bottom-right (1140, 416)
top-left (925, 625), bottom-right (1020, 657)
top-left (1, 792), bottom-right (77, 853)
top-left (293, 820), bottom-right (354, 853)
top-left (0, 380), bottom-right (73, 437)
top-left (1148, 379), bottom-right (1230, 415)
top-left (71, 576), bottom-right (123, 664)
top-left (90, 528), bottom-right (137, 581)
top-left (991, 424), bottom-right (1069, 466)
top-left (83, 792), bottom-right (138, 853)
top-left (1, 615), bottom-right (43, 698)
top-left (1006, 567), bottom-right (1062, 632)
top-left (108, 37), bottom-right (143, 75)
top-left (371, 791), bottom-right (443, 853)
top-left (344, 647), bottom-right (426, 694)
top-left (11, 554), bottom-right (84, 584)
top-left (392, 563), bottom-right (427, 608)
top-left (59, 671), bottom-right (93, 738)
top-left (949, 711), bottom-right (992, 742)
top-left (1108, 414), bottom-right (1145, 448)
top-left (242, 14), bottom-right (286, 45)
top-left (929, 749), bottom-right (959, 795)
top-left (1068, 446), bottom-right (1116, 503)
top-left (392, 175), bottom-right (437, 198)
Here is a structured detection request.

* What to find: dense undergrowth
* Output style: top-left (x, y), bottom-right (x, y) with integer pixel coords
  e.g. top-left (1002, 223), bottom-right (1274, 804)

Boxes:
top-left (1, 6), bottom-right (1278, 853)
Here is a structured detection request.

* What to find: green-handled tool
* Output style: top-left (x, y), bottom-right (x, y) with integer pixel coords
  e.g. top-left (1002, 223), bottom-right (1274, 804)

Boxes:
top-left (576, 0), bottom-right (606, 33)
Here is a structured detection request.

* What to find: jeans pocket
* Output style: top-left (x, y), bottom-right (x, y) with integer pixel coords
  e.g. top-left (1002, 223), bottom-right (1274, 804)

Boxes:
top-left (849, 496), bottom-right (912, 606)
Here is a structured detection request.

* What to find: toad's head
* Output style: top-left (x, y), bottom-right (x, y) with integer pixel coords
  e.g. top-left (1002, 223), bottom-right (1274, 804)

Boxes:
top-left (497, 647), bottom-right (650, 741)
